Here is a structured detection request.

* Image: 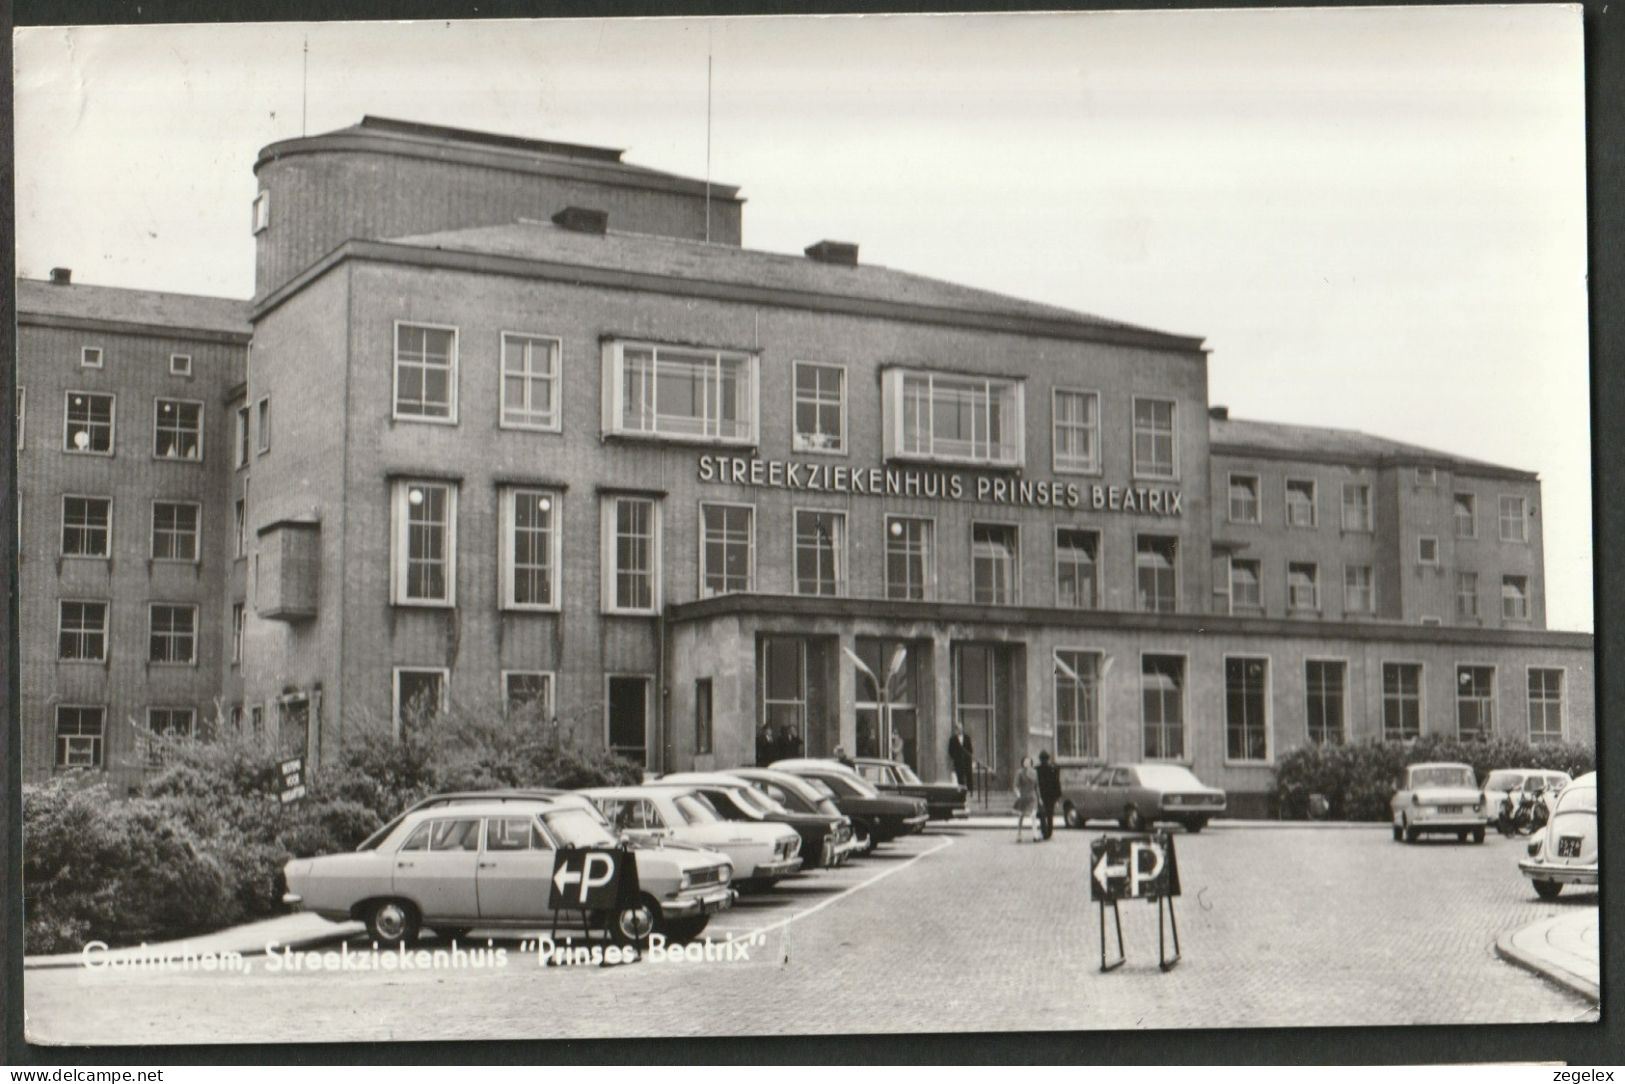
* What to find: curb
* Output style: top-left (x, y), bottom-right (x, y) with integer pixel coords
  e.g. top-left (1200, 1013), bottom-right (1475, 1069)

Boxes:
top-left (1494, 925), bottom-right (1600, 1004)
top-left (940, 817), bottom-right (1391, 831)
top-left (23, 922), bottom-right (362, 971)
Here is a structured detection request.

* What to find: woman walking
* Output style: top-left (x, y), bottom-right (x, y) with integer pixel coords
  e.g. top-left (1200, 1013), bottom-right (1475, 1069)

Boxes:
top-left (1014, 756), bottom-right (1039, 843)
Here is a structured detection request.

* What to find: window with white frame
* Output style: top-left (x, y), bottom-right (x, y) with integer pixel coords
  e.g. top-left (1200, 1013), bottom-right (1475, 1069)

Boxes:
top-left (235, 406), bottom-right (250, 467)
top-left (64, 392), bottom-right (114, 454)
top-left (1285, 479), bottom-right (1316, 528)
top-left (1499, 495), bottom-right (1528, 542)
top-left (1456, 571), bottom-right (1479, 619)
top-left (1055, 528), bottom-right (1099, 609)
top-left (1054, 650), bottom-right (1102, 759)
top-left (394, 324), bottom-right (458, 421)
top-left (1225, 657), bottom-right (1269, 761)
top-left (1141, 655), bottom-right (1185, 760)
top-left (1344, 565), bottom-right (1375, 614)
top-left (391, 481), bottom-right (458, 606)
top-left (884, 369), bottom-right (1023, 467)
top-left (1306, 660), bottom-right (1346, 745)
top-left (972, 523), bottom-right (1019, 605)
top-left (252, 190), bottom-right (270, 234)
top-left (795, 510), bottom-right (846, 597)
top-left (1457, 665), bottom-right (1495, 741)
top-left (394, 667), bottom-right (447, 729)
top-left (607, 342), bottom-right (757, 444)
top-left (81, 346), bottom-right (103, 369)
top-left (500, 487), bottom-right (560, 609)
top-left (153, 399), bottom-right (203, 460)
top-left (152, 501), bottom-right (201, 562)
top-left (1383, 662), bottom-right (1422, 740)
top-left (1132, 398), bottom-right (1176, 478)
top-left (234, 497), bottom-right (246, 558)
top-left (232, 602), bottom-right (245, 664)
top-left (58, 601), bottom-right (107, 661)
top-left (61, 496), bottom-right (111, 558)
top-left (1052, 389), bottom-right (1100, 473)
top-left (1527, 669), bottom-right (1564, 744)
top-left (700, 503), bottom-right (754, 596)
top-left (256, 397), bottom-right (271, 452)
top-left (885, 516), bottom-right (934, 601)
top-left (1454, 493), bottom-right (1476, 538)
top-left (149, 604), bottom-right (197, 664)
top-left (603, 496), bottom-right (659, 612)
top-left (1287, 562), bottom-right (1319, 612)
top-left (1502, 575), bottom-right (1531, 620)
top-left (794, 362), bottom-right (846, 453)
top-left (1342, 483), bottom-right (1373, 531)
top-left (500, 333), bottom-right (561, 430)
top-left (1136, 535), bottom-right (1177, 613)
top-left (1418, 536), bottom-right (1439, 565)
top-left (504, 671), bottom-right (554, 717)
top-left (148, 706), bottom-right (195, 739)
top-left (1230, 559), bottom-right (1262, 612)
top-left (55, 706), bottom-right (105, 769)
top-left (1228, 474), bottom-right (1260, 523)
top-left (170, 354), bottom-right (192, 377)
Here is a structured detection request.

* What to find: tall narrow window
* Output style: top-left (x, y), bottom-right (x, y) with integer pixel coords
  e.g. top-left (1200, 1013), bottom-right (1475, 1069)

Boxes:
top-left (58, 601), bottom-right (108, 662)
top-left (1456, 572), bottom-right (1479, 619)
top-left (604, 496), bottom-right (659, 612)
top-left (1456, 665), bottom-right (1495, 741)
top-left (1498, 496), bottom-right (1528, 542)
top-left (1132, 398), bottom-right (1176, 478)
top-left (1454, 493), bottom-right (1476, 538)
top-left (64, 392), bottom-right (114, 454)
top-left (795, 510), bottom-right (846, 597)
top-left (252, 190), bottom-right (271, 234)
top-left (1285, 479), bottom-right (1317, 528)
top-left (391, 481), bottom-right (457, 606)
top-left (154, 399), bottom-right (202, 460)
top-left (793, 362), bottom-right (846, 453)
top-left (15, 387), bottom-right (23, 451)
top-left (256, 397), bottom-right (271, 453)
top-left (1344, 565), bottom-right (1375, 614)
top-left (762, 638), bottom-right (809, 745)
top-left (232, 603), bottom-right (245, 664)
top-left (1054, 528), bottom-right (1099, 609)
top-left (500, 333), bottom-right (561, 430)
top-left (885, 517), bottom-right (934, 601)
top-left (1230, 559), bottom-right (1262, 612)
top-left (972, 523), bottom-right (1019, 605)
top-left (1527, 669), bottom-right (1564, 744)
top-left (1228, 474), bottom-right (1260, 523)
top-left (1052, 389), bottom-right (1100, 472)
top-left (694, 678), bottom-right (714, 755)
top-left (1502, 575), bottom-right (1530, 620)
top-left (1341, 483), bottom-right (1373, 531)
top-left (394, 324), bottom-right (458, 421)
top-left (1305, 660), bottom-right (1346, 745)
top-left (501, 488), bottom-right (560, 609)
top-left (149, 604), bottom-right (197, 665)
top-left (1135, 535), bottom-right (1177, 613)
top-left (700, 503), bottom-right (754, 596)
top-left (1054, 650), bottom-right (1102, 760)
top-left (886, 369), bottom-right (1023, 467)
top-left (234, 498), bottom-right (246, 558)
top-left (1141, 655), bottom-right (1185, 760)
top-left (235, 406), bottom-right (250, 467)
top-left (61, 496), bottom-right (111, 558)
top-left (55, 706), bottom-right (105, 769)
top-left (152, 502), bottom-right (201, 562)
top-left (1225, 657), bottom-right (1268, 761)
top-left (1287, 563), bottom-right (1319, 611)
top-left (1383, 663), bottom-right (1422, 740)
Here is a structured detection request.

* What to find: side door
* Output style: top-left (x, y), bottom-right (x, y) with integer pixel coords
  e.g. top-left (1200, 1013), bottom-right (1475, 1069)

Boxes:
top-left (476, 815), bottom-right (558, 923)
top-left (392, 817), bottom-right (481, 923)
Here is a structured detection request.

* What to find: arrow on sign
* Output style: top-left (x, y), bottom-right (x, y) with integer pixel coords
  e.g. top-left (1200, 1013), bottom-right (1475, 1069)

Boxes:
top-left (553, 862), bottom-right (584, 898)
top-left (1093, 851), bottom-right (1128, 892)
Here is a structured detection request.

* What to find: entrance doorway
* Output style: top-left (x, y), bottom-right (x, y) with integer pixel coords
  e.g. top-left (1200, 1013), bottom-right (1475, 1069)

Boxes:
top-left (606, 675), bottom-right (650, 766)
top-left (853, 637), bottom-right (920, 769)
top-left (953, 643), bottom-right (1016, 787)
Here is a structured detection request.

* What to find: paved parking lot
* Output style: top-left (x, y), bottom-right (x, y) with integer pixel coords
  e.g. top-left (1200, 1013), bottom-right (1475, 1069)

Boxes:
top-left (24, 825), bottom-right (1595, 1045)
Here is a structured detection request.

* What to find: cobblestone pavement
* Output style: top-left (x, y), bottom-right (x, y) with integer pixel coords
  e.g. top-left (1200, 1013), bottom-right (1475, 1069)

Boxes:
top-left (24, 826), bottom-right (1596, 1045)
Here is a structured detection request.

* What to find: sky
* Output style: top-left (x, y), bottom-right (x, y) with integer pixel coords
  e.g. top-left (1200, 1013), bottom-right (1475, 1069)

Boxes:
top-left (12, 8), bottom-right (1593, 629)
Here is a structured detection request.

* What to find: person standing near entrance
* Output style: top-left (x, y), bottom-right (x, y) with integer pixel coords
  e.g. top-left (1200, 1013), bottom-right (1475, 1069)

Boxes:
top-left (1036, 751), bottom-right (1062, 841)
top-left (948, 724), bottom-right (974, 792)
top-left (1014, 756), bottom-right (1038, 843)
top-left (757, 722), bottom-right (779, 766)
top-left (779, 724), bottom-right (804, 759)
top-left (889, 730), bottom-right (906, 766)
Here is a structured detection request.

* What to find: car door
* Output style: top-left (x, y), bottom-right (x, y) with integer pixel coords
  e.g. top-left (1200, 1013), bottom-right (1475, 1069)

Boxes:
top-left (392, 817), bottom-right (481, 922)
top-left (476, 815), bottom-right (557, 922)
top-left (1078, 767), bottom-right (1115, 820)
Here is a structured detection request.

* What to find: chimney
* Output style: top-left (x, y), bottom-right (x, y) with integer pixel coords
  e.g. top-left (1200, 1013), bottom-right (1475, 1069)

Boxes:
top-left (551, 207), bottom-right (609, 235)
top-left (49, 267), bottom-right (72, 285)
top-left (1208, 405), bottom-right (1229, 421)
top-left (804, 240), bottom-right (859, 267)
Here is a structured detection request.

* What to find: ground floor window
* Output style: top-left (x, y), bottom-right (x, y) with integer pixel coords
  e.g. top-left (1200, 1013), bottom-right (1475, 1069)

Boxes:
top-left (147, 706), bottom-right (196, 763)
top-left (854, 638), bottom-right (919, 766)
top-left (955, 642), bottom-right (1013, 777)
top-left (1225, 657), bottom-right (1268, 761)
top-left (1456, 665), bottom-right (1495, 741)
top-left (1527, 668), bottom-right (1564, 743)
top-left (606, 675), bottom-right (651, 766)
top-left (55, 705), bottom-right (105, 769)
top-left (762, 638), bottom-right (810, 757)
top-left (1054, 650), bottom-right (1102, 760)
top-left (1383, 663), bottom-right (1422, 740)
top-left (394, 667), bottom-right (448, 731)
top-left (1305, 660), bottom-right (1346, 745)
top-left (503, 671), bottom-right (554, 718)
top-left (1141, 655), bottom-right (1185, 760)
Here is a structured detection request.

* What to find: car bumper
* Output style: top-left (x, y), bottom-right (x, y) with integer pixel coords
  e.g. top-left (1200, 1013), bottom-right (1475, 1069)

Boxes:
top-left (903, 813), bottom-right (929, 833)
top-left (748, 856), bottom-right (803, 879)
top-left (1409, 814), bottom-right (1488, 829)
top-left (829, 835), bottom-right (862, 864)
top-left (663, 886), bottom-right (737, 918)
top-left (282, 892), bottom-right (303, 910)
top-left (1519, 860), bottom-right (1598, 886)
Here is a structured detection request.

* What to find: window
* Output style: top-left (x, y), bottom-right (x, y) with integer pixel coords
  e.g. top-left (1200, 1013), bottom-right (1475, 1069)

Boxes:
top-left (795, 510), bottom-right (847, 597)
top-left (609, 341), bottom-right (757, 444)
top-left (1456, 571), bottom-right (1479, 619)
top-left (58, 601), bottom-right (107, 661)
top-left (604, 496), bottom-right (659, 612)
top-left (1228, 474), bottom-right (1260, 523)
top-left (252, 190), bottom-right (270, 234)
top-left (1225, 657), bottom-right (1268, 761)
top-left (1342, 483), bottom-right (1372, 531)
top-left (64, 392), bottom-right (114, 454)
top-left (1136, 535), bottom-right (1177, 612)
top-left (391, 481), bottom-right (457, 606)
top-left (794, 362), bottom-right (846, 453)
top-left (232, 603), bottom-right (245, 664)
top-left (1527, 669), bottom-right (1564, 744)
top-left (1052, 389), bottom-right (1100, 473)
top-left (235, 406), bottom-right (250, 468)
top-left (972, 523), bottom-right (1019, 605)
top-left (55, 706), bottom-right (105, 769)
top-left (1132, 397), bottom-right (1176, 478)
top-left (500, 333), bottom-right (561, 430)
top-left (500, 488), bottom-right (560, 609)
top-left (1416, 466), bottom-right (1437, 486)
top-left (152, 399), bottom-right (203, 460)
top-left (61, 496), bottom-right (111, 558)
top-left (1454, 493), bottom-right (1476, 538)
top-left (1305, 660), bottom-right (1346, 746)
top-left (81, 346), bottom-right (103, 369)
top-left (700, 503), bottom-right (754, 596)
top-left (885, 517), bottom-right (934, 601)
top-left (169, 354), bottom-right (192, 376)
top-left (695, 678), bottom-right (714, 755)
top-left (1502, 575), bottom-right (1531, 621)
top-left (885, 369), bottom-right (1023, 467)
top-left (1383, 663), bottom-right (1422, 740)
top-left (234, 498), bottom-right (246, 558)
top-left (762, 638), bottom-right (810, 744)
top-left (149, 604), bottom-right (197, 664)
top-left (1285, 479), bottom-right (1316, 528)
top-left (1054, 650), bottom-right (1102, 760)
top-left (15, 387), bottom-right (23, 450)
top-left (1344, 565), bottom-right (1375, 614)
top-left (1287, 563), bottom-right (1319, 611)
top-left (1230, 559), bottom-right (1262, 612)
top-left (148, 707), bottom-right (195, 739)
top-left (503, 672), bottom-right (554, 717)
top-left (393, 324), bottom-right (458, 421)
top-left (256, 397), bottom-right (271, 453)
top-left (394, 667), bottom-right (448, 729)
top-left (250, 705), bottom-right (264, 736)
top-left (1055, 528), bottom-right (1099, 609)
top-left (1418, 536), bottom-right (1439, 565)
top-left (1499, 496), bottom-right (1528, 542)
top-left (1457, 665), bottom-right (1495, 741)
top-left (1141, 655), bottom-right (1185, 760)
top-left (152, 502), bottom-right (201, 562)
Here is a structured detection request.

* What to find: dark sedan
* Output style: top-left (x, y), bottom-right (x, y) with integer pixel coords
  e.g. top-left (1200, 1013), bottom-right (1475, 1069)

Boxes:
top-left (659, 771), bottom-right (859, 868)
top-left (849, 756), bottom-right (967, 820)
top-left (766, 759), bottom-right (929, 849)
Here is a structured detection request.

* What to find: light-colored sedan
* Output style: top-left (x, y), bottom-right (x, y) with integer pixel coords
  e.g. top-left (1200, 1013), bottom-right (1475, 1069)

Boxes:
top-left (1061, 763), bottom-right (1227, 832)
top-left (1390, 762), bottom-right (1488, 843)
top-left (1482, 768), bottom-right (1571, 826)
top-left (1519, 771), bottom-right (1598, 899)
top-left (580, 785), bottom-right (803, 887)
top-left (282, 797), bottom-right (735, 945)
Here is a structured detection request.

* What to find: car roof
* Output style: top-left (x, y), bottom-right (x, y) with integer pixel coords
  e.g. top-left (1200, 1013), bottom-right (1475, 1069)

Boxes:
top-left (405, 799), bottom-right (558, 818)
top-left (1408, 762), bottom-right (1474, 770)
top-left (851, 756), bottom-right (902, 768)
top-left (772, 758), bottom-right (858, 775)
top-left (657, 772), bottom-right (757, 788)
top-left (581, 784), bottom-right (697, 800)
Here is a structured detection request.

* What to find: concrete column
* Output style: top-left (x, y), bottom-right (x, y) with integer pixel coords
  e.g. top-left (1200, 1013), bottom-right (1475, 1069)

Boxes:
top-left (930, 630), bottom-right (954, 783)
top-left (836, 629), bottom-right (857, 754)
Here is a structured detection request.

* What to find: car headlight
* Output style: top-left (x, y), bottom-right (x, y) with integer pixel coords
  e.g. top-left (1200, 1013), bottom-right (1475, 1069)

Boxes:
top-left (1527, 840), bottom-right (1542, 858)
top-left (679, 872), bottom-right (692, 890)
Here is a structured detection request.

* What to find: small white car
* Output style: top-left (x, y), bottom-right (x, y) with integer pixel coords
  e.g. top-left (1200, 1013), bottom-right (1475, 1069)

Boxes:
top-left (581, 785), bottom-right (803, 888)
top-left (1519, 771), bottom-right (1598, 899)
top-left (1483, 768), bottom-right (1571, 826)
top-left (1390, 762), bottom-right (1488, 843)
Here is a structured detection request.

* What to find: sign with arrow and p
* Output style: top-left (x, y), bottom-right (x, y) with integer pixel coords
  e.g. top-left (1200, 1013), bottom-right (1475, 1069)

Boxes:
top-left (1088, 830), bottom-right (1183, 972)
top-left (548, 847), bottom-right (635, 911)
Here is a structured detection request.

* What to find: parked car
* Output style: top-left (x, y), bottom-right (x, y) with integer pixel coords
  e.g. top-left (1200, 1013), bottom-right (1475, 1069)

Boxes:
top-left (768, 758), bottom-right (929, 848)
top-left (1060, 763), bottom-right (1227, 832)
top-left (1519, 771), bottom-right (1598, 899)
top-left (1390, 762), bottom-right (1487, 843)
top-left (849, 756), bottom-right (968, 820)
top-left (580, 784), bottom-right (802, 888)
top-left (1482, 769), bottom-right (1571, 826)
top-left (283, 797), bottom-right (735, 946)
top-left (659, 770), bottom-right (859, 868)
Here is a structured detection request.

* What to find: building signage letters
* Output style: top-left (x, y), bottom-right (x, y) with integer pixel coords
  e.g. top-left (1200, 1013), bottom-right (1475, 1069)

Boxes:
top-left (698, 455), bottom-right (1183, 516)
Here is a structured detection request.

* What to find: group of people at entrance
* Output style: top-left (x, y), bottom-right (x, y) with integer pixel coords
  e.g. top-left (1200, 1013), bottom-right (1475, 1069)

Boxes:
top-left (756, 724), bottom-right (804, 765)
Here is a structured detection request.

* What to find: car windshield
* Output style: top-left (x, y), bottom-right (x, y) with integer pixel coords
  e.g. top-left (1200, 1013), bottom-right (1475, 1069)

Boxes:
top-left (801, 777), bottom-right (838, 800)
top-left (672, 793), bottom-right (721, 825)
top-left (737, 787), bottom-right (788, 815)
top-left (1134, 765), bottom-right (1203, 790)
top-left (1411, 766), bottom-right (1476, 788)
top-left (1555, 786), bottom-right (1596, 815)
top-left (893, 763), bottom-right (923, 784)
top-left (542, 808), bottom-right (618, 848)
top-left (829, 772), bottom-right (880, 798)
top-left (1484, 770), bottom-right (1524, 790)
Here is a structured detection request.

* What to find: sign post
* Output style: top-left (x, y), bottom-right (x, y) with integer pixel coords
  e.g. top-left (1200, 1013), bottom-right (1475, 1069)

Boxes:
top-left (1087, 830), bottom-right (1183, 971)
top-left (546, 846), bottom-right (640, 958)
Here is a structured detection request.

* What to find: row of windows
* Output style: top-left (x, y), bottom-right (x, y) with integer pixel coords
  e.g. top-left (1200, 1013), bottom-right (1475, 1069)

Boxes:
top-left (63, 347), bottom-right (194, 376)
top-left (50, 704), bottom-right (197, 769)
top-left (44, 392), bottom-right (208, 459)
top-left (1225, 560), bottom-right (1533, 621)
top-left (1225, 474), bottom-right (1531, 542)
top-left (56, 600), bottom-right (198, 664)
top-left (52, 496), bottom-right (207, 561)
top-left (1455, 571), bottom-right (1533, 622)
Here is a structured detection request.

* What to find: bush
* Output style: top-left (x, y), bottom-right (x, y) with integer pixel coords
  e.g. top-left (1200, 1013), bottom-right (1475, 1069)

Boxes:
top-left (1274, 736), bottom-right (1595, 821)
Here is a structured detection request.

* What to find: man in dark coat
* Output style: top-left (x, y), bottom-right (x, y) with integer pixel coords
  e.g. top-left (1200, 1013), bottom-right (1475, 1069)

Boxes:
top-left (1036, 750), bottom-right (1063, 841)
top-left (947, 724), bottom-right (975, 792)
top-left (757, 723), bottom-right (779, 766)
top-left (778, 724), bottom-right (804, 759)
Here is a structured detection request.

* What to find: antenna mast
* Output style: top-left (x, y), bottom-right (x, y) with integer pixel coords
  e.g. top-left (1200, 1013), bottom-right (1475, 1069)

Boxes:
top-left (301, 36), bottom-right (309, 136)
top-left (705, 33), bottom-right (713, 244)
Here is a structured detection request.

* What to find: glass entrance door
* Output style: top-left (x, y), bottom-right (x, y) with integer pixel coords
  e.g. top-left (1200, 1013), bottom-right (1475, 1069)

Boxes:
top-left (607, 676), bottom-right (649, 765)
top-left (854, 638), bottom-right (919, 768)
top-left (953, 643), bottom-right (1012, 787)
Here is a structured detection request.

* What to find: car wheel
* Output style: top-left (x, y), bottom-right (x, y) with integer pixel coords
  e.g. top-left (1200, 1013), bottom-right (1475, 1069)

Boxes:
top-left (1532, 879), bottom-right (1563, 900)
top-left (1121, 806), bottom-right (1144, 832)
top-left (1456, 830), bottom-right (1468, 842)
top-left (1471, 827), bottom-right (1486, 844)
top-left (431, 926), bottom-right (471, 942)
top-left (1183, 818), bottom-right (1206, 834)
top-left (1392, 820), bottom-right (1403, 842)
top-left (662, 916), bottom-right (710, 942)
top-left (1063, 803), bottom-right (1082, 829)
top-left (613, 894), bottom-right (661, 948)
top-left (1402, 818), bottom-right (1419, 844)
top-left (366, 899), bottom-right (420, 947)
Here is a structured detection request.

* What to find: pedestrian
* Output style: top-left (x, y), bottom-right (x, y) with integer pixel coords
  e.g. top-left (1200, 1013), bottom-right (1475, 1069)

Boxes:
top-left (1013, 756), bottom-right (1038, 843)
top-left (779, 724), bottom-right (803, 759)
top-left (757, 722), bottom-right (779, 766)
top-left (889, 730), bottom-right (906, 766)
top-left (833, 744), bottom-right (856, 769)
top-left (1036, 750), bottom-right (1062, 841)
top-left (947, 723), bottom-right (975, 792)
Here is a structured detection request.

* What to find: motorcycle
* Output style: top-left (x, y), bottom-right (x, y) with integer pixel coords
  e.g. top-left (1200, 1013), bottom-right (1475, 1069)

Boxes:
top-left (1496, 785), bottom-right (1551, 837)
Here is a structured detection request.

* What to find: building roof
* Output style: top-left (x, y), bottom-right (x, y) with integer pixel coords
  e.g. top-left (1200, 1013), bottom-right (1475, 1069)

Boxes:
top-left (1209, 414), bottom-right (1536, 479)
top-left (16, 278), bottom-right (252, 338)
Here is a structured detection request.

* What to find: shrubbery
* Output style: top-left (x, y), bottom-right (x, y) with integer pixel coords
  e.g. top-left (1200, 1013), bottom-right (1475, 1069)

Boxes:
top-left (23, 698), bottom-right (640, 953)
top-left (1273, 736), bottom-right (1594, 821)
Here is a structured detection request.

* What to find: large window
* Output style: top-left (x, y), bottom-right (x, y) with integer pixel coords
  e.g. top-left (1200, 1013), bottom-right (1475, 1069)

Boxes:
top-left (886, 369), bottom-right (1023, 467)
top-left (1229, 474), bottom-right (1260, 523)
top-left (1054, 528), bottom-right (1099, 609)
top-left (1285, 479), bottom-right (1317, 528)
top-left (500, 333), bottom-right (561, 430)
top-left (1502, 575), bottom-right (1531, 621)
top-left (1306, 660), bottom-right (1346, 745)
top-left (794, 510), bottom-right (846, 597)
top-left (152, 501), bottom-right (201, 562)
top-left (64, 391), bottom-right (114, 454)
top-left (701, 503), bottom-right (754, 596)
top-left (1287, 562), bottom-right (1319, 612)
top-left (1141, 655), bottom-right (1185, 760)
top-left (1527, 669), bottom-right (1564, 744)
top-left (1456, 665), bottom-right (1495, 741)
top-left (153, 399), bottom-right (203, 460)
top-left (503, 671), bottom-right (554, 717)
top-left (794, 362), bottom-right (846, 453)
top-left (609, 342), bottom-right (757, 444)
top-left (1052, 389), bottom-right (1100, 473)
top-left (972, 523), bottom-right (1019, 605)
top-left (393, 323), bottom-right (458, 421)
top-left (1344, 565), bottom-right (1375, 614)
top-left (1383, 663), bottom-right (1422, 740)
top-left (762, 638), bottom-right (809, 746)
top-left (391, 481), bottom-right (458, 606)
top-left (501, 488), bottom-right (560, 609)
top-left (394, 667), bottom-right (448, 730)
top-left (604, 496), bottom-right (659, 612)
top-left (149, 604), bottom-right (197, 665)
top-left (1054, 650), bottom-right (1102, 760)
top-left (1230, 559), bottom-right (1262, 612)
top-left (1225, 657), bottom-right (1269, 761)
top-left (1136, 535), bottom-right (1177, 613)
top-left (61, 496), bottom-right (111, 558)
top-left (1132, 398), bottom-right (1176, 478)
top-left (55, 706), bottom-right (105, 769)
top-left (1454, 493), bottom-right (1476, 538)
top-left (1342, 483), bottom-right (1373, 531)
top-left (1456, 572), bottom-right (1479, 620)
top-left (58, 601), bottom-right (108, 662)
top-left (1498, 496), bottom-right (1528, 542)
top-left (885, 516), bottom-right (933, 601)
